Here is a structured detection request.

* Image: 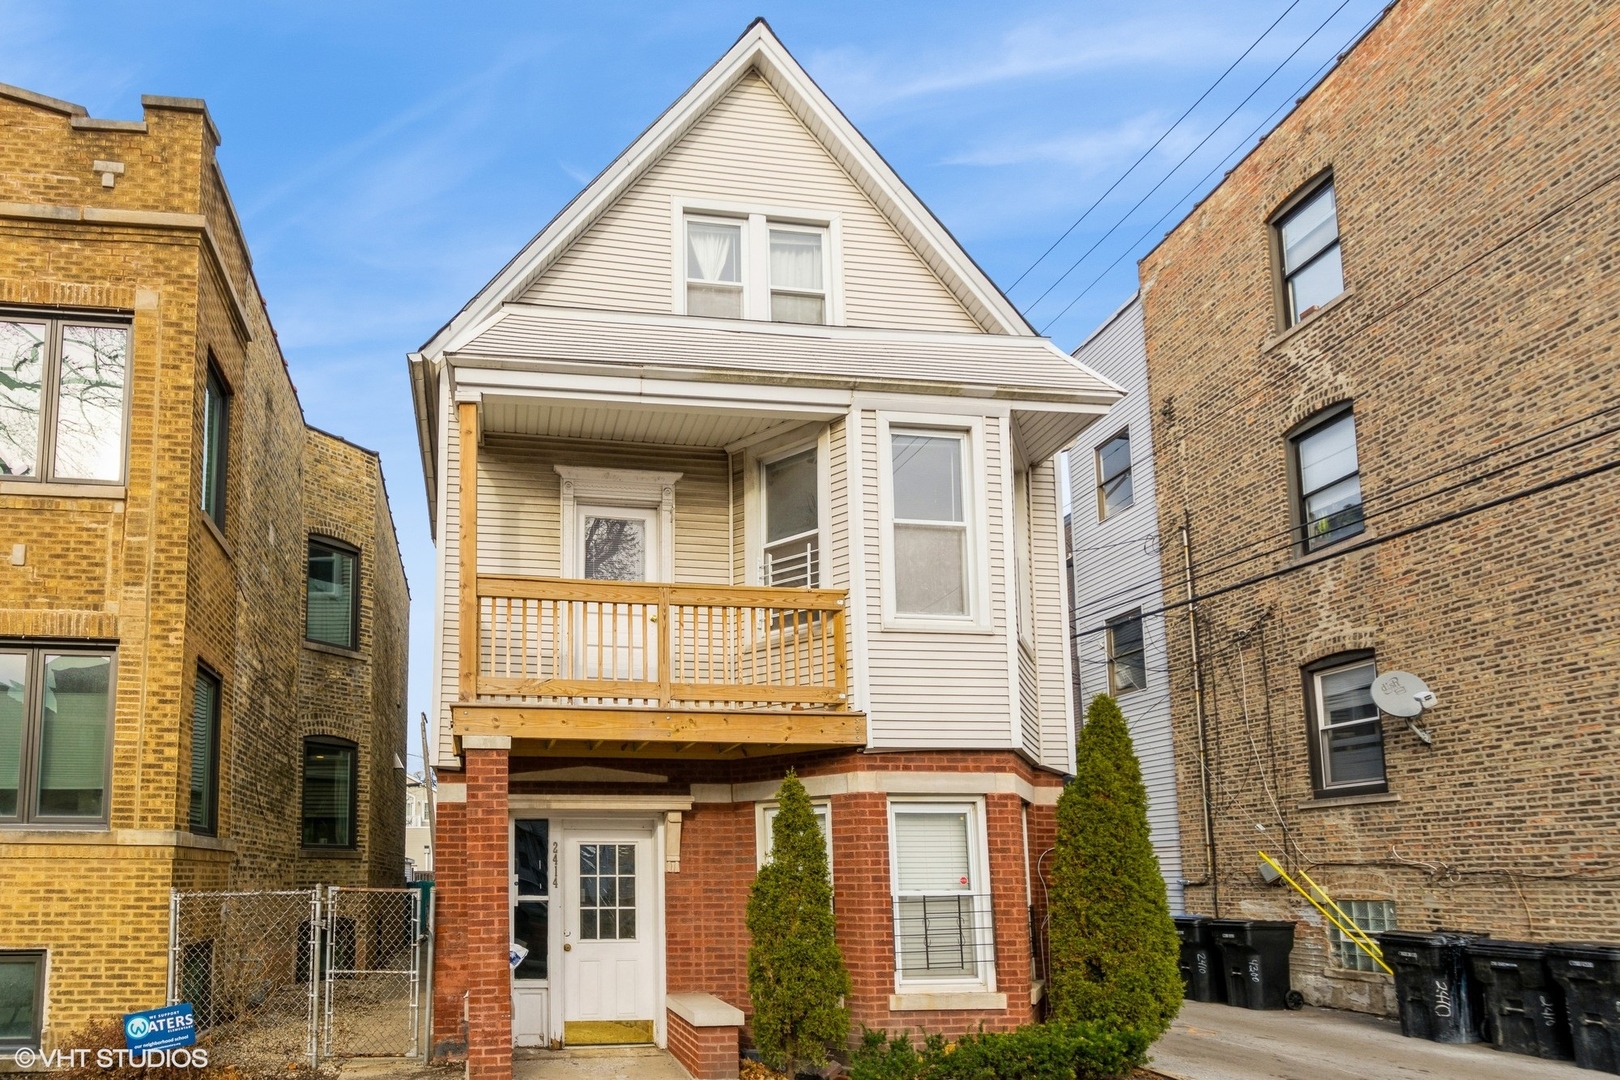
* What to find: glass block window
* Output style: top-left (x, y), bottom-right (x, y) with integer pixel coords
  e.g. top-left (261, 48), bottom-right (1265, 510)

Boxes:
top-left (1329, 899), bottom-right (1395, 971)
top-left (579, 843), bottom-right (637, 941)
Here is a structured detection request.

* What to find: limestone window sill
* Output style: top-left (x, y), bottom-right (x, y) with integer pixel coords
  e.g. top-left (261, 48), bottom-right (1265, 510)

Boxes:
top-left (1296, 792), bottom-right (1400, 810)
top-left (889, 991), bottom-right (1007, 1012)
top-left (300, 846), bottom-right (362, 859)
top-left (0, 480), bottom-right (127, 500)
top-left (303, 639), bottom-right (364, 660)
top-left (1261, 288), bottom-right (1356, 354)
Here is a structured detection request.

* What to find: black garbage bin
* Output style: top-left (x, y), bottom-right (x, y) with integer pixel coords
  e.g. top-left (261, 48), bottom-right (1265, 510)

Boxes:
top-left (1377, 930), bottom-right (1480, 1043)
top-left (1546, 943), bottom-right (1620, 1073)
top-left (1465, 939), bottom-right (1573, 1060)
top-left (1210, 919), bottom-right (1299, 1010)
top-left (1173, 916), bottom-right (1225, 1003)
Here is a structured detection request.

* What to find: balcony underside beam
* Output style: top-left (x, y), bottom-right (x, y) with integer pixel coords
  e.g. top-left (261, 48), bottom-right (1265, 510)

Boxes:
top-left (451, 703), bottom-right (865, 759)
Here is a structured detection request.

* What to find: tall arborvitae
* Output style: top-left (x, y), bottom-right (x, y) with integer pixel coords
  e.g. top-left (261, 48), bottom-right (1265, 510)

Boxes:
top-left (1047, 694), bottom-right (1183, 1038)
top-left (746, 771), bottom-right (851, 1073)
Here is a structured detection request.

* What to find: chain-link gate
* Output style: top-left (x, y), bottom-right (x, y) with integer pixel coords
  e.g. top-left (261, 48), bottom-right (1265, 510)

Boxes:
top-left (321, 887), bottom-right (423, 1059)
top-left (167, 890), bottom-right (322, 1069)
top-left (169, 887), bottom-right (426, 1066)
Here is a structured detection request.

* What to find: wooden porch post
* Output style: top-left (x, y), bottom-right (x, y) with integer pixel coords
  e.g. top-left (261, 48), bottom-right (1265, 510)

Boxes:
top-left (459, 401), bottom-right (479, 702)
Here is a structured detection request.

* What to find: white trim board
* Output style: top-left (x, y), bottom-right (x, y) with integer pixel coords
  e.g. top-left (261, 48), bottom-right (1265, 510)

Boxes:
top-left (690, 771), bottom-right (1060, 806)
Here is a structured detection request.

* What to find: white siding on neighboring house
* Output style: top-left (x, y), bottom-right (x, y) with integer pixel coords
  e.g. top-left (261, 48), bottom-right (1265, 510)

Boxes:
top-left (523, 71), bottom-right (983, 333)
top-left (1029, 459), bottom-right (1077, 774)
top-left (1067, 295), bottom-right (1184, 912)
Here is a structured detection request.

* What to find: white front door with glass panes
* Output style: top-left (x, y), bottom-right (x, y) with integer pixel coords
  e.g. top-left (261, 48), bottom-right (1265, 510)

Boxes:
top-left (573, 505), bottom-right (660, 684)
top-left (511, 819), bottom-right (551, 1047)
top-left (560, 830), bottom-right (657, 1045)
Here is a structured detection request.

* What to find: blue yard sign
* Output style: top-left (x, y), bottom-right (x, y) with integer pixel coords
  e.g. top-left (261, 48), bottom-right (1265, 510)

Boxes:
top-left (123, 1003), bottom-right (197, 1053)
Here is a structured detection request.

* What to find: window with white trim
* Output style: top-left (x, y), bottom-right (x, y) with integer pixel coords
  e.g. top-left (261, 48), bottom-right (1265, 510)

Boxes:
top-left (1095, 428), bottom-right (1133, 520)
top-left (680, 214), bottom-right (830, 325)
top-left (1306, 653), bottom-right (1386, 795)
top-left (684, 218), bottom-right (744, 318)
top-left (757, 799), bottom-right (832, 875)
top-left (890, 430), bottom-right (969, 617)
top-left (889, 801), bottom-right (994, 988)
top-left (762, 447), bottom-right (819, 588)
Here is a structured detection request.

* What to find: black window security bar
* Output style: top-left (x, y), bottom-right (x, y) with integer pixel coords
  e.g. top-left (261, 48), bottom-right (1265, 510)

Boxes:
top-left (892, 894), bottom-right (996, 979)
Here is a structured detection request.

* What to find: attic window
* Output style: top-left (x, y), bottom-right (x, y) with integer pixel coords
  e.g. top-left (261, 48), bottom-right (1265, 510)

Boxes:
top-left (685, 219), bottom-right (743, 318)
top-left (679, 210), bottom-right (831, 325)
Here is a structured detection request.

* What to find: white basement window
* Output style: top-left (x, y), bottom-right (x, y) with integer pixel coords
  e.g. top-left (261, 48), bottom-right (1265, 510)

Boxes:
top-left (889, 801), bottom-right (994, 989)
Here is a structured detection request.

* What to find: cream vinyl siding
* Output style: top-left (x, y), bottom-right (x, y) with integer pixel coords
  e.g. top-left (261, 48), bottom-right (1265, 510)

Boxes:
top-left (523, 71), bottom-right (982, 333)
top-left (862, 410), bottom-right (1013, 747)
top-left (827, 417), bottom-right (850, 591)
top-left (436, 409), bottom-right (463, 768)
top-left (1028, 459), bottom-right (1075, 772)
top-left (1018, 645), bottom-right (1040, 758)
top-left (435, 430), bottom-right (731, 766)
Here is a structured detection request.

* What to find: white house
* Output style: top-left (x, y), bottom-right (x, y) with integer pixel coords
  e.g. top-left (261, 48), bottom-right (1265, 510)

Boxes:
top-left (1067, 294), bottom-right (1184, 913)
top-left (409, 21), bottom-right (1122, 1079)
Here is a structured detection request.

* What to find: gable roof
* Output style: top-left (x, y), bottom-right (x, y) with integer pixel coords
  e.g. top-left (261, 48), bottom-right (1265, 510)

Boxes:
top-left (418, 18), bottom-right (1033, 358)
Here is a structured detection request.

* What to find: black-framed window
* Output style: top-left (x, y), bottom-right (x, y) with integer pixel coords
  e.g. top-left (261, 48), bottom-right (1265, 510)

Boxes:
top-left (1105, 612), bottom-right (1147, 695)
top-left (1095, 428), bottom-right (1133, 520)
top-left (306, 538), bottom-right (359, 650)
top-left (188, 666), bottom-right (221, 836)
top-left (200, 362), bottom-right (230, 528)
top-left (0, 312), bottom-right (130, 483)
top-left (301, 737), bottom-right (357, 848)
top-left (1275, 179), bottom-right (1344, 326)
top-left (0, 951), bottom-right (46, 1051)
top-left (0, 646), bottom-right (114, 826)
top-left (1304, 653), bottom-right (1386, 796)
top-left (1292, 406), bottom-right (1364, 551)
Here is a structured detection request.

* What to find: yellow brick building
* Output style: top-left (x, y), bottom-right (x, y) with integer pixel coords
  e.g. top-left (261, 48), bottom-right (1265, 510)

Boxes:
top-left (0, 82), bottom-right (409, 1050)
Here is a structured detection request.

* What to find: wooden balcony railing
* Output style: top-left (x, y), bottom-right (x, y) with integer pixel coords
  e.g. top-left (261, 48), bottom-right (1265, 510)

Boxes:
top-left (472, 575), bottom-right (849, 711)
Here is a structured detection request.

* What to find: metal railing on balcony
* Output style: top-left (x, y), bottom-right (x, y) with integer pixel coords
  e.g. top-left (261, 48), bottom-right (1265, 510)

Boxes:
top-left (474, 575), bottom-right (849, 710)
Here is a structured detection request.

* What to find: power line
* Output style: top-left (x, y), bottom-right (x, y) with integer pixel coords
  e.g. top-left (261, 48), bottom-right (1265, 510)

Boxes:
top-left (1036, 5), bottom-right (1387, 332)
top-left (1069, 454), bottom-right (1620, 641)
top-left (1023, 0), bottom-right (1358, 320)
top-left (1006, 0), bottom-right (1308, 293)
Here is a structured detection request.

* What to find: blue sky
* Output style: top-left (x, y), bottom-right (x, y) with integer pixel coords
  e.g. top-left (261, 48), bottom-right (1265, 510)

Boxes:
top-left (2, 0), bottom-right (1387, 769)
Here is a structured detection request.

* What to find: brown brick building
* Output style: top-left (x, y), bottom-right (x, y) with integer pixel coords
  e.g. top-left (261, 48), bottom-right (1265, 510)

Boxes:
top-left (1135, 0), bottom-right (1619, 1012)
top-left (0, 82), bottom-right (409, 1048)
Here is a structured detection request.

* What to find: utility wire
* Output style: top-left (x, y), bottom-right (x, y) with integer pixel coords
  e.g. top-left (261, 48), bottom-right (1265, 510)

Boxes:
top-left (1006, 0), bottom-right (1308, 293)
top-left (1037, 5), bottom-right (1387, 331)
top-left (1069, 454), bottom-right (1620, 641)
top-left (1023, 0), bottom-right (1357, 319)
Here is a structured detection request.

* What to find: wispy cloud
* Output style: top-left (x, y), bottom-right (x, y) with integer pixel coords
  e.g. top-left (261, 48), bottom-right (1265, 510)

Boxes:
top-left (809, 14), bottom-right (1233, 112)
top-left (943, 111), bottom-right (1175, 169)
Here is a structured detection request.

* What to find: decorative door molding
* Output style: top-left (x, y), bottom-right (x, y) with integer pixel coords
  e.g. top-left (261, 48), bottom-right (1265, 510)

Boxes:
top-left (555, 466), bottom-right (682, 581)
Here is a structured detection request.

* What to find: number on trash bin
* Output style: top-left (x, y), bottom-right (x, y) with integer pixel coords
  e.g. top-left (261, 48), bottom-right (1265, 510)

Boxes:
top-left (1433, 978), bottom-right (1453, 1018)
top-left (1248, 957), bottom-right (1261, 983)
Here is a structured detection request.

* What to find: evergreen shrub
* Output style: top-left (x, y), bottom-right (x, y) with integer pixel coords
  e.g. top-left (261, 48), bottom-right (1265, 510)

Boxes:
top-left (1047, 694), bottom-right (1183, 1038)
top-left (746, 771), bottom-right (851, 1074)
top-left (849, 1023), bottom-right (1149, 1080)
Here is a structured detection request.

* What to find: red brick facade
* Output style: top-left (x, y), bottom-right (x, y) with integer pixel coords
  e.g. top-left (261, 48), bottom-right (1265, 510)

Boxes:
top-left (666, 1010), bottom-right (740, 1080)
top-left (430, 748), bottom-right (1061, 1072)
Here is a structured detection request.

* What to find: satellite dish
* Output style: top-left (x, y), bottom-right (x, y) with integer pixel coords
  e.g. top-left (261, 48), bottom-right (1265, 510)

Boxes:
top-left (1371, 671), bottom-right (1436, 718)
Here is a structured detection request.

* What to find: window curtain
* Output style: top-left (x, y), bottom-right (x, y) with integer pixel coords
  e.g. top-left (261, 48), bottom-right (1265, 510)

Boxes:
top-left (36, 655), bottom-right (109, 817)
top-left (686, 222), bottom-right (740, 283)
top-left (769, 230), bottom-right (822, 291)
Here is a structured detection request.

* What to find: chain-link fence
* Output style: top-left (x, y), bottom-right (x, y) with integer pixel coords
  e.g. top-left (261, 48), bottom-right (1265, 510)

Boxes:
top-left (169, 886), bottom-right (426, 1067)
top-left (168, 890), bottom-right (321, 1069)
top-left (321, 887), bottom-right (423, 1059)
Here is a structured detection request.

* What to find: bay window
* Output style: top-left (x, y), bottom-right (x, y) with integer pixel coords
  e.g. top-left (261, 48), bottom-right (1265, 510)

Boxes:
top-left (890, 430), bottom-right (969, 618)
top-left (889, 801), bottom-right (994, 988)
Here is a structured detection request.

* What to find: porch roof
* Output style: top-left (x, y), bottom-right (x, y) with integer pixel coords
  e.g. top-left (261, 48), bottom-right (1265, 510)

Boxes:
top-left (447, 304), bottom-right (1123, 404)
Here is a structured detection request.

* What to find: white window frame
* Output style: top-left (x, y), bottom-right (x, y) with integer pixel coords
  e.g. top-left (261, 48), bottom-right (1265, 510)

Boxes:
top-left (886, 797), bottom-right (996, 994)
top-left (669, 197), bottom-right (843, 325)
top-left (755, 798), bottom-right (832, 877)
top-left (1310, 656), bottom-right (1386, 794)
top-left (876, 413), bottom-right (990, 632)
top-left (742, 426), bottom-right (831, 588)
